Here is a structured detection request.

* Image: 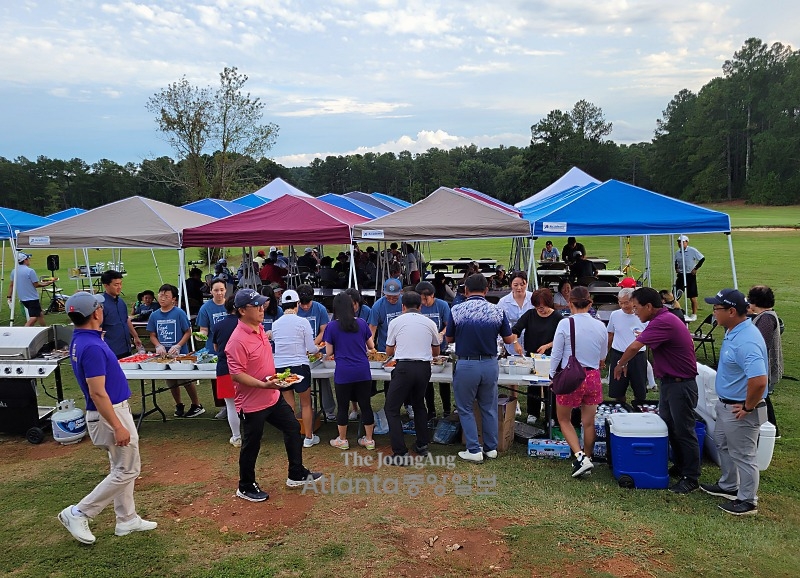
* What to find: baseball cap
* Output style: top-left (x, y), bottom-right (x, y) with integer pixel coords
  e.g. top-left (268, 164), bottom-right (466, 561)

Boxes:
top-left (234, 288), bottom-right (269, 309)
top-left (304, 247), bottom-right (313, 253)
top-left (496, 264), bottom-right (505, 271)
top-left (217, 258), bottom-right (227, 265)
top-left (281, 289), bottom-right (300, 304)
top-left (269, 246), bottom-right (277, 253)
top-left (573, 250), bottom-right (583, 257)
top-left (66, 291), bottom-right (105, 316)
top-left (16, 251), bottom-right (32, 263)
top-left (704, 288), bottom-right (747, 313)
top-left (257, 250), bottom-right (265, 257)
top-left (678, 235), bottom-right (689, 242)
top-left (617, 277), bottom-right (637, 288)
top-left (383, 278), bottom-right (402, 296)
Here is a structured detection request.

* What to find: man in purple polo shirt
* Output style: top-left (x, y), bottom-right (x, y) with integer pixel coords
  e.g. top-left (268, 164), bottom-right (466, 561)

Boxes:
top-left (57, 292), bottom-right (156, 545)
top-left (613, 287), bottom-right (700, 494)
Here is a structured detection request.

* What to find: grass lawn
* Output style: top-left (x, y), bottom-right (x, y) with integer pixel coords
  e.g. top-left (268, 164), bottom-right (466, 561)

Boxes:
top-left (1, 205), bottom-right (799, 577)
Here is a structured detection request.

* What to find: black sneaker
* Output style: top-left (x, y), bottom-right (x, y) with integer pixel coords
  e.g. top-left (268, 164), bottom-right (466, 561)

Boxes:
top-left (571, 455), bottom-right (594, 478)
top-left (286, 472), bottom-right (324, 488)
top-left (669, 477), bottom-right (699, 494)
top-left (412, 444), bottom-right (429, 457)
top-left (173, 403), bottom-right (185, 418)
top-left (184, 404), bottom-right (205, 418)
top-left (236, 483), bottom-right (269, 502)
top-left (700, 483), bottom-right (738, 500)
top-left (719, 499), bottom-right (758, 516)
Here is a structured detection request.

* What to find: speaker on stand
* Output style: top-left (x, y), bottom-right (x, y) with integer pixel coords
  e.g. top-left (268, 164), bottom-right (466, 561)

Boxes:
top-left (44, 254), bottom-right (63, 314)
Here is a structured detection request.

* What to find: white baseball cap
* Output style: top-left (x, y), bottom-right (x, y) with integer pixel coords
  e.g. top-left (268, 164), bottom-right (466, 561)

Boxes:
top-left (678, 235), bottom-right (689, 242)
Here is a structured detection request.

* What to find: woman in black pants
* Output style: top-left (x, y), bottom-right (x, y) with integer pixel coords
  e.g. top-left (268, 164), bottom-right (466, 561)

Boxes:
top-left (322, 293), bottom-right (377, 450)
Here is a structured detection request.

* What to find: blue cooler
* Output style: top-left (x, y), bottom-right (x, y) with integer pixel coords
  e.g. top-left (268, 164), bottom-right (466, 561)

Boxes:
top-left (606, 413), bottom-right (669, 489)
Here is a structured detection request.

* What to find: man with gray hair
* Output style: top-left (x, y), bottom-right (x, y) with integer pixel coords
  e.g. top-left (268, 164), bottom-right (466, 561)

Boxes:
top-left (606, 287), bottom-right (648, 405)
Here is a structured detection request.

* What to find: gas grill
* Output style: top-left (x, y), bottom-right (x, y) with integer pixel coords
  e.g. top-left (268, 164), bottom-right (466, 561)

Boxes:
top-left (0, 325), bottom-right (72, 443)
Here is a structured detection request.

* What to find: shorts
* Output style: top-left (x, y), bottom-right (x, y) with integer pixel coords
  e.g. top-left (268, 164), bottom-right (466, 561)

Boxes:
top-left (607, 349), bottom-right (647, 401)
top-left (275, 364), bottom-right (312, 393)
top-left (21, 299), bottom-right (43, 317)
top-left (675, 273), bottom-right (698, 299)
top-left (216, 374), bottom-right (235, 398)
top-left (555, 368), bottom-right (603, 408)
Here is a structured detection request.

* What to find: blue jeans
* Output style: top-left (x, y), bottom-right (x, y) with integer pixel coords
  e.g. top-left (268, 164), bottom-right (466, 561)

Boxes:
top-left (453, 359), bottom-right (499, 453)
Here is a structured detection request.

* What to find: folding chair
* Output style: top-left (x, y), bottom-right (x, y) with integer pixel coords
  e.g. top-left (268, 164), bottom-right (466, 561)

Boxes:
top-left (692, 314), bottom-right (718, 366)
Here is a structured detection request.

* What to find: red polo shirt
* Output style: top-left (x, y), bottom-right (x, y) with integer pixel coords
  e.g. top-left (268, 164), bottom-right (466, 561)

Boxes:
top-left (226, 320), bottom-right (278, 413)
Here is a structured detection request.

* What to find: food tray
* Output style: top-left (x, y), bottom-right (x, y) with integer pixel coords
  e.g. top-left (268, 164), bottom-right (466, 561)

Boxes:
top-left (322, 359), bottom-right (336, 369)
top-left (369, 357), bottom-right (392, 369)
top-left (430, 362), bottom-right (447, 374)
top-left (139, 362), bottom-right (168, 371)
top-left (118, 362), bottom-right (140, 370)
top-left (368, 352), bottom-right (391, 368)
top-left (195, 363), bottom-right (217, 371)
top-left (167, 362), bottom-right (195, 371)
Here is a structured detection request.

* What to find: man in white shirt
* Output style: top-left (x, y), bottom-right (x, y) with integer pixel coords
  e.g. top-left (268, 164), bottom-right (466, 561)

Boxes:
top-left (606, 288), bottom-right (647, 405)
top-left (8, 252), bottom-right (55, 326)
top-left (384, 291), bottom-right (441, 462)
top-left (674, 235), bottom-right (705, 320)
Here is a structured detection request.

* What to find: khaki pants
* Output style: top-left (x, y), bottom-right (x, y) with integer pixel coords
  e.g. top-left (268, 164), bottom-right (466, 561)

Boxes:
top-left (76, 400), bottom-right (141, 523)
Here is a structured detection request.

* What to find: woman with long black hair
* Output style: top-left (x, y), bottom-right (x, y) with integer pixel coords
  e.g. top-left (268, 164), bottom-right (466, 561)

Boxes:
top-left (323, 292), bottom-right (376, 450)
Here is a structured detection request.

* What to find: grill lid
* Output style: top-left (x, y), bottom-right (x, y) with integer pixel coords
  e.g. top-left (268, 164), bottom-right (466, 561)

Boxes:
top-left (0, 327), bottom-right (54, 359)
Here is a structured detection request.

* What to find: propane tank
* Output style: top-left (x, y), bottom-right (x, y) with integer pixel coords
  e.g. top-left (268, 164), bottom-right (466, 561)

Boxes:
top-left (51, 399), bottom-right (86, 445)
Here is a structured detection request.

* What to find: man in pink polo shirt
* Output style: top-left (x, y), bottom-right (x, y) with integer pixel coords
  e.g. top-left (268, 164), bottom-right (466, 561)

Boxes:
top-left (226, 289), bottom-right (323, 502)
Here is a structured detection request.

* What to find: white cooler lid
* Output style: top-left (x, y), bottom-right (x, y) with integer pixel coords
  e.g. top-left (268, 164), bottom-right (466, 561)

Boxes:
top-left (607, 412), bottom-right (668, 437)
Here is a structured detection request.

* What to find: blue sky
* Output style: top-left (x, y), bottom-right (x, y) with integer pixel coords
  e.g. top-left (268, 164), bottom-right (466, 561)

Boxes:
top-left (1, 1), bottom-right (797, 168)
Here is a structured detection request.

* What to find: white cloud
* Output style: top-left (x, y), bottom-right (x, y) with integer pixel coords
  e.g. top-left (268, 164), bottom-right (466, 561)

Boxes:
top-left (274, 97), bottom-right (410, 117)
top-left (274, 129), bottom-right (530, 167)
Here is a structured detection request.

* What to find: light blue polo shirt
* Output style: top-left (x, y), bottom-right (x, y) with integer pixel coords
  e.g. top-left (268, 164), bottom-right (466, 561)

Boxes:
top-left (715, 319), bottom-right (767, 401)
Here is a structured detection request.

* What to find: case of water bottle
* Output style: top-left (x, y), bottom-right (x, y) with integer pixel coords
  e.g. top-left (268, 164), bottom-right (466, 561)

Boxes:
top-left (606, 412), bottom-right (669, 489)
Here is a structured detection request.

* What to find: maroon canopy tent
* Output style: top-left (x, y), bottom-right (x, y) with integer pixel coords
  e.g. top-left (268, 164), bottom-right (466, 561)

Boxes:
top-left (181, 195), bottom-right (368, 247)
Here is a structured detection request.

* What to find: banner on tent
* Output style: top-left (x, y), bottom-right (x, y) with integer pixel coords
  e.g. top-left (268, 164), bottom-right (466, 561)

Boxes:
top-left (543, 222), bottom-right (567, 233)
top-left (361, 230), bottom-right (385, 239)
top-left (28, 236), bottom-right (51, 246)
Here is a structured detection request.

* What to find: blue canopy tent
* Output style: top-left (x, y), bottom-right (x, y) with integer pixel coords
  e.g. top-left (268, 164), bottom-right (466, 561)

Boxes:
top-left (516, 166), bottom-right (601, 208)
top-left (232, 193), bottom-right (272, 208)
top-left (520, 179), bottom-right (737, 294)
top-left (372, 192), bottom-right (411, 209)
top-left (182, 198), bottom-right (250, 218)
top-left (47, 208), bottom-right (87, 221)
top-left (1, 207), bottom-right (54, 318)
top-left (343, 191), bottom-right (400, 213)
top-left (318, 194), bottom-right (390, 219)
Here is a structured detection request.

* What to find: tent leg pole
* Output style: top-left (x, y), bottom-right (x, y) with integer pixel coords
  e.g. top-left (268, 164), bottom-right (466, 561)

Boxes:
top-left (727, 233), bottom-right (738, 290)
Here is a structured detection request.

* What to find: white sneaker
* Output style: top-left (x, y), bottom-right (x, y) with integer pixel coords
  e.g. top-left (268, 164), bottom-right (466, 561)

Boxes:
top-left (115, 515), bottom-right (158, 536)
top-left (348, 411), bottom-right (359, 421)
top-left (687, 314), bottom-right (697, 322)
top-left (229, 436), bottom-right (242, 448)
top-left (526, 415), bottom-right (538, 426)
top-left (406, 405), bottom-right (415, 420)
top-left (515, 404), bottom-right (522, 416)
top-left (215, 408), bottom-right (228, 420)
top-left (484, 449), bottom-right (498, 459)
top-left (303, 434), bottom-right (320, 448)
top-left (458, 450), bottom-right (484, 463)
top-left (58, 506), bottom-right (95, 544)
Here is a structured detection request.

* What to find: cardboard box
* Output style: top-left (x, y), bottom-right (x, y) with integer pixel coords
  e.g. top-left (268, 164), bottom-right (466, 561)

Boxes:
top-left (527, 439), bottom-right (572, 459)
top-left (461, 395), bottom-right (518, 452)
top-left (296, 412), bottom-right (322, 436)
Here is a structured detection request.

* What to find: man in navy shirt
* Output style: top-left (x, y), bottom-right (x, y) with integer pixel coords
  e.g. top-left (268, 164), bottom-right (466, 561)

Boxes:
top-left (100, 270), bottom-right (143, 358)
top-left (446, 274), bottom-right (515, 463)
top-left (57, 292), bottom-right (156, 545)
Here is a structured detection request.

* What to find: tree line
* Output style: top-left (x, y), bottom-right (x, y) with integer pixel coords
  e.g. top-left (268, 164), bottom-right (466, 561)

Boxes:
top-left (1, 38), bottom-right (797, 216)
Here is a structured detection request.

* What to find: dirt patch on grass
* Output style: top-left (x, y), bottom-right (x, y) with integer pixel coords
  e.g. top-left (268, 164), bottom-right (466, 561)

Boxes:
top-left (0, 436), bottom-right (83, 464)
top-left (138, 440), bottom-right (317, 536)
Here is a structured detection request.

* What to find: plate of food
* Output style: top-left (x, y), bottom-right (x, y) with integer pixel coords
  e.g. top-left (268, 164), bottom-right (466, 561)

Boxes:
top-left (368, 351), bottom-right (391, 369)
top-left (382, 359), bottom-right (397, 372)
top-left (307, 352), bottom-right (323, 367)
top-left (270, 368), bottom-right (304, 390)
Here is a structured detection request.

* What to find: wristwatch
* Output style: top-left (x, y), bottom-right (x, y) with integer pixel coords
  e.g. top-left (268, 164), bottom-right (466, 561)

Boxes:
top-left (742, 405), bottom-right (754, 413)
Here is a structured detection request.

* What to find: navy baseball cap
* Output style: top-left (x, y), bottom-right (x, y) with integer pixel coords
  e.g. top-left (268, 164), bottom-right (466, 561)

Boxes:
top-left (704, 288), bottom-right (747, 313)
top-left (234, 288), bottom-right (269, 309)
